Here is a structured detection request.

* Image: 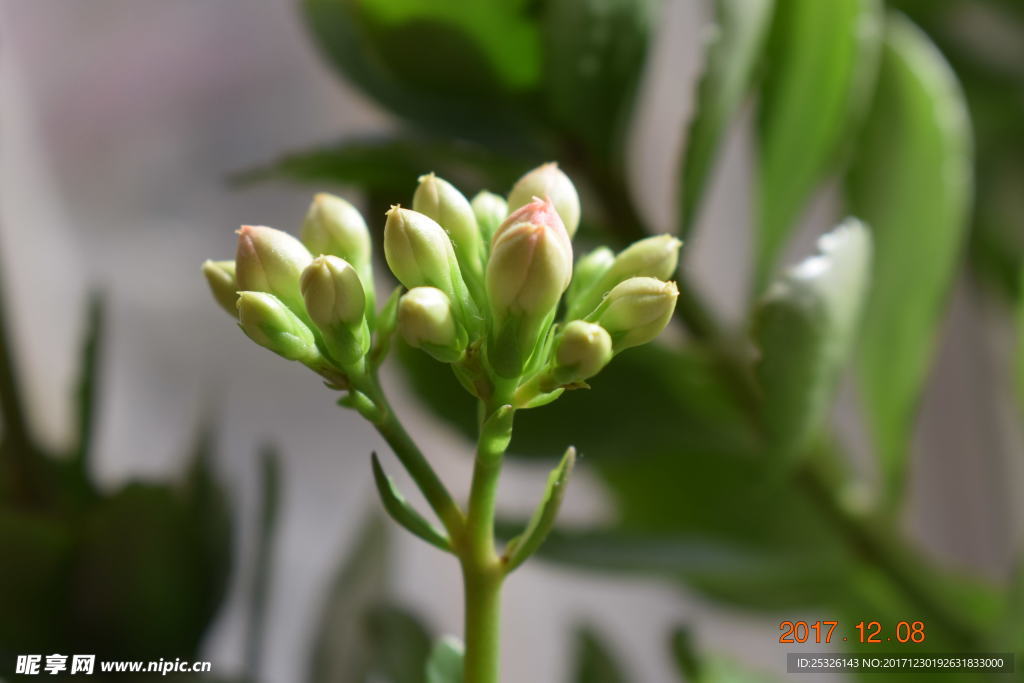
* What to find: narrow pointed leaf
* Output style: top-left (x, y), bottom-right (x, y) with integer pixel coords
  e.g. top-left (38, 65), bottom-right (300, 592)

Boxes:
top-left (245, 445), bottom-right (280, 678)
top-left (753, 219), bottom-right (871, 460)
top-left (425, 636), bottom-right (464, 683)
top-left (679, 0), bottom-right (775, 237)
top-left (370, 286), bottom-right (403, 369)
top-left (755, 0), bottom-right (882, 289)
top-left (846, 13), bottom-right (972, 504)
top-left (1016, 268), bottom-right (1024, 416)
top-left (502, 446), bottom-right (576, 572)
top-left (372, 453), bottom-right (451, 553)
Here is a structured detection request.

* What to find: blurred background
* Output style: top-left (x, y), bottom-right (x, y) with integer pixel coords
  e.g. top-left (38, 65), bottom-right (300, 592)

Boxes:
top-left (1, 0), bottom-right (1021, 681)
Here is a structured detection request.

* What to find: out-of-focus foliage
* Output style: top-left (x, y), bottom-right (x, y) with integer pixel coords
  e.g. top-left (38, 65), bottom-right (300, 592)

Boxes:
top-left (242, 0), bottom-right (1024, 677)
top-left (0, 283), bottom-right (232, 672)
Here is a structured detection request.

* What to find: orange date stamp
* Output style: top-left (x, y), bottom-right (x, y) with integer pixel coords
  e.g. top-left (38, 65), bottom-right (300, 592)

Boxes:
top-left (779, 620), bottom-right (926, 644)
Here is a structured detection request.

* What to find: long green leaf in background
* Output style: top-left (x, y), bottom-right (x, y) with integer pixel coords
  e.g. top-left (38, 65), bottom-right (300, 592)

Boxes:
top-left (571, 626), bottom-right (626, 683)
top-left (755, 0), bottom-right (881, 290)
top-left (846, 12), bottom-right (973, 506)
top-left (678, 0), bottom-right (774, 238)
top-left (301, 0), bottom-right (540, 144)
top-left (541, 0), bottom-right (657, 167)
top-left (1016, 268), bottom-right (1024, 414)
top-left (425, 636), bottom-right (464, 683)
top-left (753, 219), bottom-right (871, 461)
top-left (670, 626), bottom-right (780, 683)
top-left (233, 136), bottom-right (532, 200)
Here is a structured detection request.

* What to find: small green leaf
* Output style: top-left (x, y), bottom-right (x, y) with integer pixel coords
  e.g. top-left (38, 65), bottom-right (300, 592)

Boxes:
top-left (502, 446), bottom-right (575, 573)
top-left (753, 219), bottom-right (871, 460)
top-left (845, 13), bottom-right (973, 505)
top-left (370, 286), bottom-right (403, 369)
top-left (669, 627), bottom-right (701, 681)
top-left (678, 0), bottom-right (775, 237)
top-left (232, 135), bottom-right (530, 198)
top-left (571, 626), bottom-right (626, 683)
top-left (755, 0), bottom-right (882, 289)
top-left (372, 453), bottom-right (452, 552)
top-left (425, 636), bottom-right (464, 683)
top-left (542, 0), bottom-right (656, 164)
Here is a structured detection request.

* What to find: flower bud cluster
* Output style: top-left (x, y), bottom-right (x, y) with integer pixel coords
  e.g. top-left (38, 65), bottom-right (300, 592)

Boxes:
top-left (202, 163), bottom-right (681, 410)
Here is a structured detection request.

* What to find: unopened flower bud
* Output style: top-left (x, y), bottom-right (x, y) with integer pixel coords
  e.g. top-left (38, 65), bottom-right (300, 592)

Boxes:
top-left (566, 247), bottom-right (614, 309)
top-left (507, 163), bottom-right (580, 238)
top-left (552, 320), bottom-right (612, 384)
top-left (300, 256), bottom-right (369, 365)
top-left (591, 277), bottom-right (678, 351)
top-left (570, 235), bottom-right (681, 318)
top-left (202, 259), bottom-right (239, 316)
top-left (300, 256), bottom-right (365, 327)
top-left (236, 225), bottom-right (313, 318)
top-left (237, 291), bottom-right (318, 362)
top-left (487, 198), bottom-right (573, 376)
top-left (398, 287), bottom-right (465, 363)
top-left (301, 193), bottom-right (371, 271)
top-left (413, 174), bottom-right (483, 279)
top-left (471, 190), bottom-right (508, 244)
top-left (384, 206), bottom-right (462, 297)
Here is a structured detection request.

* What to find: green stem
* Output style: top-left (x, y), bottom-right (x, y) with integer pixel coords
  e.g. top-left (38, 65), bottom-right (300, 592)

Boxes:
top-left (460, 391), bottom-right (514, 683)
top-left (355, 369), bottom-right (465, 537)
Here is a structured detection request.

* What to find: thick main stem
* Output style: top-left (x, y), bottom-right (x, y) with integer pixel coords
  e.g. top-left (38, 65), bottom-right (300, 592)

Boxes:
top-left (460, 390), bottom-right (513, 683)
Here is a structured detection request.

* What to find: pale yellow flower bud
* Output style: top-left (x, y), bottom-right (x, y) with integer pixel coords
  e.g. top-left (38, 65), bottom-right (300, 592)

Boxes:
top-left (507, 162), bottom-right (581, 238)
top-left (235, 225), bottom-right (312, 318)
top-left (202, 259), bottom-right (238, 317)
top-left (237, 291), bottom-right (318, 362)
top-left (592, 277), bottom-right (678, 351)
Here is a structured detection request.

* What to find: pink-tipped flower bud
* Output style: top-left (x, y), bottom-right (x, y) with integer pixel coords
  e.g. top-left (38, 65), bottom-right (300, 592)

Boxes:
top-left (507, 162), bottom-right (581, 238)
top-left (237, 291), bottom-right (319, 363)
top-left (569, 234), bottom-right (682, 318)
top-left (553, 320), bottom-right (612, 384)
top-left (591, 277), bottom-right (678, 352)
top-left (486, 198), bottom-right (573, 376)
top-left (413, 173), bottom-right (483, 280)
top-left (471, 190), bottom-right (508, 244)
top-left (398, 286), bottom-right (466, 363)
top-left (235, 225), bottom-right (313, 318)
top-left (202, 259), bottom-right (238, 317)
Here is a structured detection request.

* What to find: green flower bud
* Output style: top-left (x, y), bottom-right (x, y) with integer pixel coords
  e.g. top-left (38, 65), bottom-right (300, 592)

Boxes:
top-left (591, 277), bottom-right (678, 352)
top-left (301, 193), bottom-right (371, 271)
top-left (398, 286), bottom-right (466, 363)
top-left (486, 198), bottom-right (573, 377)
top-left (507, 162), bottom-right (581, 238)
top-left (566, 247), bottom-right (614, 310)
top-left (471, 190), bottom-right (508, 244)
top-left (300, 256), bottom-right (365, 327)
top-left (235, 225), bottom-right (313, 318)
top-left (384, 206), bottom-right (461, 296)
top-left (202, 259), bottom-right (238, 317)
top-left (301, 193), bottom-right (375, 316)
top-left (552, 320), bottom-right (612, 384)
top-left (413, 173), bottom-right (483, 279)
top-left (300, 256), bottom-right (369, 365)
top-left (237, 291), bottom-right (319, 362)
top-left (569, 235), bottom-right (681, 319)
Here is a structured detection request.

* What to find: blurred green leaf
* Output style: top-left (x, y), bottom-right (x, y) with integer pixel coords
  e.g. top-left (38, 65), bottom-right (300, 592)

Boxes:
top-left (233, 136), bottom-right (532, 200)
top-left (845, 13), bottom-right (973, 505)
top-left (301, 0), bottom-right (540, 143)
top-left (503, 446), bottom-right (575, 572)
top-left (755, 0), bottom-right (882, 289)
top-left (364, 603), bottom-right (433, 683)
top-left (670, 625), bottom-right (781, 682)
top-left (310, 513), bottom-right (390, 683)
top-left (571, 626), bottom-right (626, 683)
top-left (1016, 267), bottom-right (1024, 414)
top-left (668, 627), bottom-right (701, 681)
top-left (753, 219), bottom-right (871, 460)
top-left (371, 452), bottom-right (451, 553)
top-left (245, 446), bottom-right (280, 677)
top-left (71, 295), bottom-right (103, 482)
top-left (425, 636), bottom-right (464, 683)
top-left (678, 0), bottom-right (774, 237)
top-left (541, 0), bottom-right (656, 165)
